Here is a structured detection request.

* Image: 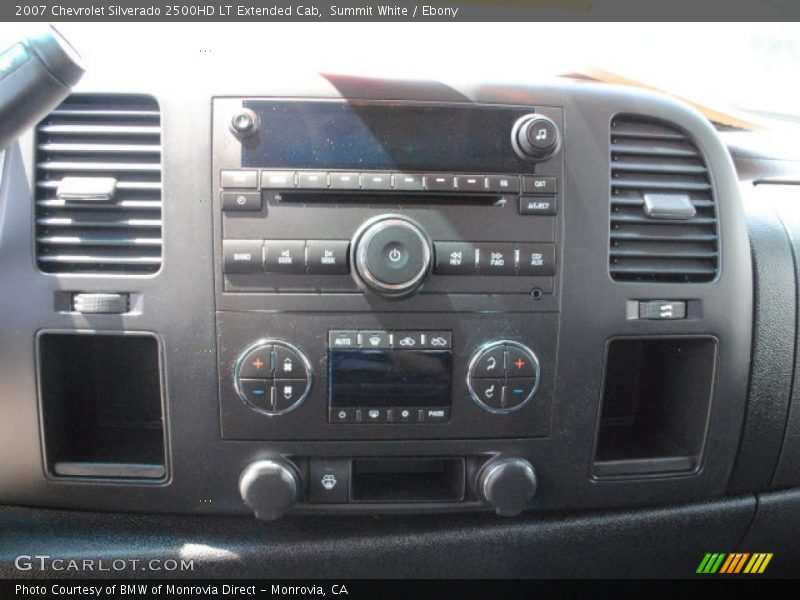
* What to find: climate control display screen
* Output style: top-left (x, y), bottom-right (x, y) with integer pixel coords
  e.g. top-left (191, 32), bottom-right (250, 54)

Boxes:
top-left (328, 330), bottom-right (453, 423)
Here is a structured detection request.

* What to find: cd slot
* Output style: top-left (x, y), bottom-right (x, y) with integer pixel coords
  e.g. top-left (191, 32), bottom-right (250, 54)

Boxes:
top-left (273, 191), bottom-right (508, 207)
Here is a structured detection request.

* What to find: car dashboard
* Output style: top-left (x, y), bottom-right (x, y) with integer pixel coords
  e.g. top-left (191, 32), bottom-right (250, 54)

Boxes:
top-left (1, 37), bottom-right (800, 578)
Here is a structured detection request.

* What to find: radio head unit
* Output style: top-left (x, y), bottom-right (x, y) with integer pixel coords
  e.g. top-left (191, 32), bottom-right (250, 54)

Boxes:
top-left (213, 98), bottom-right (564, 313)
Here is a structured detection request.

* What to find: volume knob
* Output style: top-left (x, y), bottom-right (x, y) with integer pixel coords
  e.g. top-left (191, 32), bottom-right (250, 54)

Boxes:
top-left (478, 457), bottom-right (537, 517)
top-left (239, 459), bottom-right (301, 521)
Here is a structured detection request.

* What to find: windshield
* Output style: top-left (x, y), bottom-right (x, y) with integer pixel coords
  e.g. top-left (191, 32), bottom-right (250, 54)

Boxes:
top-left (6, 22), bottom-right (800, 121)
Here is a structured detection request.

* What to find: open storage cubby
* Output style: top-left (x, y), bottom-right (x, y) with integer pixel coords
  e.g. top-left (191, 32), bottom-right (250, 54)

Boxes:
top-left (593, 336), bottom-right (717, 478)
top-left (38, 332), bottom-right (166, 480)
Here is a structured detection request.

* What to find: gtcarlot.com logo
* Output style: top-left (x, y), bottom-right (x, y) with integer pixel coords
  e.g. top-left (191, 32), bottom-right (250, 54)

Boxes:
top-left (697, 552), bottom-right (773, 574)
top-left (14, 554), bottom-right (194, 573)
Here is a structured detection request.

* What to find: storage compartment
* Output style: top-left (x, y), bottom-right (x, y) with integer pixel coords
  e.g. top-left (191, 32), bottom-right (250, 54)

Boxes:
top-left (38, 332), bottom-right (166, 480)
top-left (593, 337), bottom-right (717, 477)
top-left (351, 458), bottom-right (465, 502)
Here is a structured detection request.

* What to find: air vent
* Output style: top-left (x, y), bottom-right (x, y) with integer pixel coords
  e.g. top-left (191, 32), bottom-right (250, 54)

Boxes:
top-left (609, 115), bottom-right (718, 282)
top-left (35, 94), bottom-right (162, 274)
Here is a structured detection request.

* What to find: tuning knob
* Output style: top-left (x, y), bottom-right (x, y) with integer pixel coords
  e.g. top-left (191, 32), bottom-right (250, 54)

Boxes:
top-left (239, 459), bottom-right (301, 521)
top-left (511, 114), bottom-right (560, 161)
top-left (352, 215), bottom-right (432, 297)
top-left (478, 457), bottom-right (537, 517)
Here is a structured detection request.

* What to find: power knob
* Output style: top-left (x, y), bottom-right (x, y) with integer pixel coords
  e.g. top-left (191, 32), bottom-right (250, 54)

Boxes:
top-left (239, 459), bottom-right (301, 521)
top-left (230, 108), bottom-right (258, 138)
top-left (352, 215), bottom-right (432, 297)
top-left (477, 457), bottom-right (537, 517)
top-left (511, 114), bottom-right (560, 161)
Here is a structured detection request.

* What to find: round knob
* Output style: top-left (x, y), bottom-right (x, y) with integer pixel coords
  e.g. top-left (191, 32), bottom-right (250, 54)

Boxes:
top-left (352, 215), bottom-right (432, 297)
top-left (234, 340), bottom-right (313, 416)
top-left (478, 457), bottom-right (537, 517)
top-left (467, 340), bottom-right (540, 414)
top-left (240, 459), bottom-right (301, 521)
top-left (230, 108), bottom-right (258, 137)
top-left (512, 114), bottom-right (560, 160)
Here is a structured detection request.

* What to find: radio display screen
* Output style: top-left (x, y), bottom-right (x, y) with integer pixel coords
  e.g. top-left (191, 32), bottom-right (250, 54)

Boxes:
top-left (329, 349), bottom-right (452, 408)
top-left (242, 100), bottom-right (531, 173)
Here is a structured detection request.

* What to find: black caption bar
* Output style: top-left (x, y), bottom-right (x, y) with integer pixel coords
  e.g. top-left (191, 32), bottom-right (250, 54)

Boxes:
top-left (5, 0), bottom-right (800, 21)
top-left (1, 579), bottom-right (775, 599)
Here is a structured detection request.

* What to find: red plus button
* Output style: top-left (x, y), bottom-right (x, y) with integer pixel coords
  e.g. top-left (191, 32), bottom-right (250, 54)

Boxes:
top-left (507, 347), bottom-right (536, 377)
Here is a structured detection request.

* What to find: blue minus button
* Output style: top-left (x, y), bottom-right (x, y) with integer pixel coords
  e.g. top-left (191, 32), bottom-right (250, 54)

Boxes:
top-left (504, 378), bottom-right (535, 408)
top-left (240, 379), bottom-right (274, 410)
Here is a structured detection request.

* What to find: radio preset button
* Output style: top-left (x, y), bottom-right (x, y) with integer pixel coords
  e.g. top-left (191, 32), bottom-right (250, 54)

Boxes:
top-left (358, 331), bottom-right (391, 349)
top-left (486, 175), bottom-right (520, 193)
top-left (297, 172), bottom-right (328, 189)
top-left (425, 174), bottom-right (457, 191)
top-left (238, 345), bottom-right (274, 379)
top-left (519, 196), bottom-right (557, 216)
top-left (329, 172), bottom-right (360, 189)
top-left (221, 170), bottom-right (258, 189)
top-left (473, 345), bottom-right (505, 378)
top-left (265, 240), bottom-right (306, 274)
top-left (223, 240), bottom-right (263, 274)
top-left (517, 244), bottom-right (556, 276)
top-left (457, 175), bottom-right (486, 192)
top-left (477, 243), bottom-right (515, 275)
top-left (522, 176), bottom-right (557, 195)
top-left (360, 172), bottom-right (393, 190)
top-left (260, 171), bottom-right (296, 189)
top-left (329, 330), bottom-right (358, 349)
top-left (307, 240), bottom-right (349, 275)
top-left (434, 242), bottom-right (477, 275)
top-left (222, 191), bottom-right (262, 211)
top-left (393, 173), bottom-right (425, 191)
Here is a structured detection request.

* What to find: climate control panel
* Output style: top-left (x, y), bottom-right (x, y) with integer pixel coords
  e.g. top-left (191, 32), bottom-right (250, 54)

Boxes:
top-left (234, 340), bottom-right (312, 415)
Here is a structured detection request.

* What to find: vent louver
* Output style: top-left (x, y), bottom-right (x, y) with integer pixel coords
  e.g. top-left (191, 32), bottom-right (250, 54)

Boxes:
top-left (609, 115), bottom-right (718, 282)
top-left (35, 94), bottom-right (162, 274)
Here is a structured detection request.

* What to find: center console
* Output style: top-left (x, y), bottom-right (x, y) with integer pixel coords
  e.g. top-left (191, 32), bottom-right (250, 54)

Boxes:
top-left (213, 98), bottom-right (564, 516)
